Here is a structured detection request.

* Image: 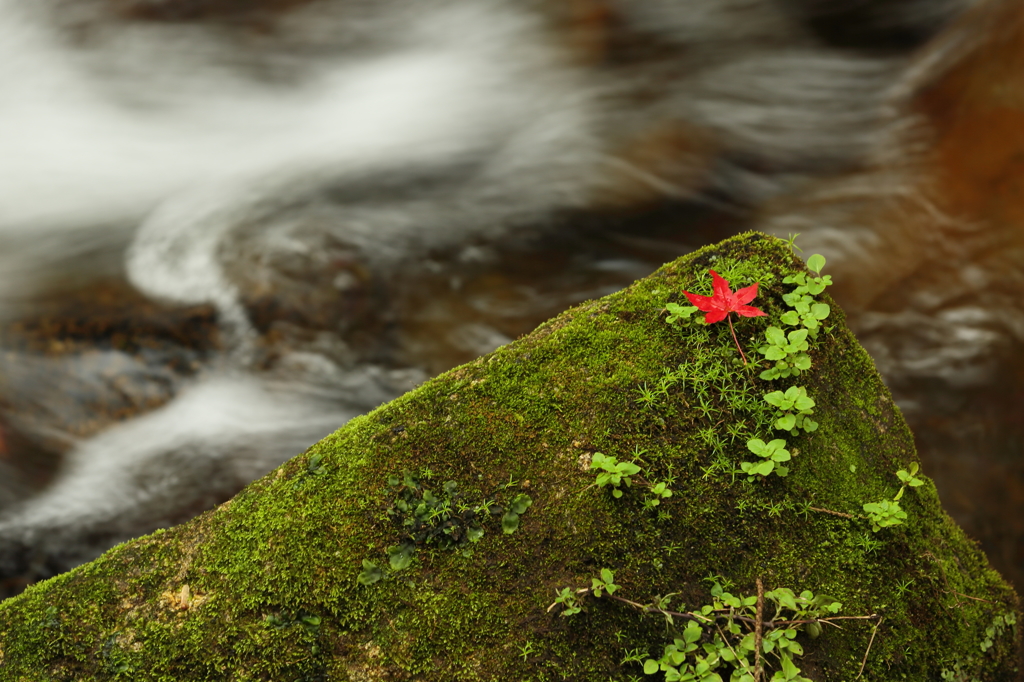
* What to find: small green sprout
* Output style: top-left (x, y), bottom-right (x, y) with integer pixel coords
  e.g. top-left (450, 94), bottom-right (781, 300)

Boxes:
top-left (388, 543), bottom-right (415, 571)
top-left (591, 452), bottom-right (642, 498)
top-left (863, 463), bottom-right (925, 531)
top-left (862, 499), bottom-right (907, 532)
top-left (980, 612), bottom-right (1016, 653)
top-left (551, 587), bottom-right (583, 617)
top-left (643, 480), bottom-right (674, 510)
top-left (740, 438), bottom-right (792, 479)
top-left (357, 559), bottom-right (384, 585)
top-left (591, 568), bottom-right (620, 598)
top-left (894, 463), bottom-right (924, 499)
top-left (777, 254), bottom-right (833, 334)
top-left (502, 493), bottom-right (534, 533)
top-left (518, 641), bottom-right (538, 661)
top-left (665, 301), bottom-right (699, 325)
top-left (784, 233), bottom-right (803, 254)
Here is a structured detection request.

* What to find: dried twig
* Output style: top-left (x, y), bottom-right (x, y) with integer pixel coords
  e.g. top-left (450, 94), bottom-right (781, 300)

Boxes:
top-left (808, 506), bottom-right (855, 519)
top-left (754, 577), bottom-right (764, 682)
top-left (601, 593), bottom-right (875, 630)
top-left (945, 589), bottom-right (995, 604)
top-left (716, 621), bottom-right (757, 680)
top-left (857, 617), bottom-right (883, 678)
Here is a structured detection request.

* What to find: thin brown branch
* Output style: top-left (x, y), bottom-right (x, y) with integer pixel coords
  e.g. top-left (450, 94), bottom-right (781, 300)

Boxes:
top-left (774, 614), bottom-right (878, 626)
top-left (808, 506), bottom-right (855, 519)
top-left (717, 622), bottom-right (757, 680)
top-left (857, 617), bottom-right (882, 678)
top-left (944, 590), bottom-right (995, 604)
top-left (920, 551), bottom-right (994, 606)
top-left (602, 592), bottom-right (876, 630)
top-left (754, 577), bottom-right (764, 682)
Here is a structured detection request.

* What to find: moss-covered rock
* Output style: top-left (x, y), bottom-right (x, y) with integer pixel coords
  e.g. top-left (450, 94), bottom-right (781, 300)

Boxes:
top-left (0, 232), bottom-right (1019, 681)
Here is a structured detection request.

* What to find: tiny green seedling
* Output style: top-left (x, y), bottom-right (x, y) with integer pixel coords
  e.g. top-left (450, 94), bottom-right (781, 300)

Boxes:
top-left (784, 233), bottom-right (803, 254)
top-left (980, 612), bottom-right (1017, 653)
top-left (591, 452), bottom-right (642, 498)
top-left (643, 480), bottom-right (674, 511)
top-left (518, 641), bottom-right (538, 661)
top-left (502, 492), bottom-right (534, 533)
top-left (740, 438), bottom-right (792, 479)
top-left (357, 559), bottom-right (384, 585)
top-left (592, 568), bottom-right (621, 598)
top-left (665, 301), bottom-right (700, 325)
top-left (292, 452), bottom-right (328, 489)
top-left (779, 254), bottom-right (833, 333)
top-left (550, 587), bottom-right (583, 617)
top-left (894, 463), bottom-right (924, 500)
top-left (359, 472), bottom-right (533, 585)
top-left (862, 499), bottom-right (907, 532)
top-left (863, 463), bottom-right (925, 531)
top-left (590, 452), bottom-right (674, 509)
top-left (629, 580), bottom-right (843, 682)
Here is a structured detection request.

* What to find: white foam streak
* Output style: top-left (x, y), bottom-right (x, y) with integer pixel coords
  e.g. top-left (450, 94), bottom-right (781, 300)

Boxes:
top-left (0, 373), bottom-right (354, 540)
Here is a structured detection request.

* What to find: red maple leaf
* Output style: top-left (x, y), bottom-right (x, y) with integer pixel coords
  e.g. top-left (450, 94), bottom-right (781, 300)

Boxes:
top-left (684, 269), bottom-right (766, 363)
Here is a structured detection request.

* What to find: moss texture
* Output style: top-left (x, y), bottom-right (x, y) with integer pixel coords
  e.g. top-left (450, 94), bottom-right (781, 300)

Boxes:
top-left (0, 232), bottom-right (1019, 681)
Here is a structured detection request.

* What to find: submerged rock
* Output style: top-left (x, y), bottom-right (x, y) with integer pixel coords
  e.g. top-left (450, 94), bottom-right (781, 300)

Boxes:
top-left (0, 232), bottom-right (1018, 680)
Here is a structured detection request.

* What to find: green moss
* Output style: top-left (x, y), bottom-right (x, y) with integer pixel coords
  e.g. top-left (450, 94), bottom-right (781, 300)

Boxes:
top-left (0, 232), bottom-right (1019, 681)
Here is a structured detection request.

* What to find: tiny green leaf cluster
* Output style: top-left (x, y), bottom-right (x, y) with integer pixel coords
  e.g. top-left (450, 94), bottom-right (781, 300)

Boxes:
top-left (358, 473), bottom-right (532, 585)
top-left (895, 464), bottom-right (925, 496)
top-left (778, 254), bottom-right (831, 333)
top-left (740, 438), bottom-right (792, 479)
top-left (864, 462), bottom-right (929, 532)
top-left (757, 327), bottom-right (812, 381)
top-left (591, 568), bottom-right (621, 598)
top-left (763, 386), bottom-right (818, 434)
top-left (502, 492), bottom-right (534, 533)
top-left (940, 611), bottom-right (1020, 681)
top-left (980, 612), bottom-right (1016, 653)
top-left (591, 453), bottom-right (642, 498)
top-left (590, 452), bottom-right (675, 509)
top-left (641, 582), bottom-right (841, 682)
top-left (862, 464), bottom-right (924, 532)
top-left (291, 452), bottom-right (327, 489)
top-left (757, 254), bottom-right (831, 381)
top-left (743, 253), bottom-right (831, 481)
top-left (666, 301), bottom-right (700, 325)
top-left (551, 587), bottom-right (584, 617)
top-left (861, 498), bottom-right (907, 533)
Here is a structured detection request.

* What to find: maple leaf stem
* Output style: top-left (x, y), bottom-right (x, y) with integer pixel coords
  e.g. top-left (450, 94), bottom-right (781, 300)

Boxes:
top-left (727, 314), bottom-right (749, 365)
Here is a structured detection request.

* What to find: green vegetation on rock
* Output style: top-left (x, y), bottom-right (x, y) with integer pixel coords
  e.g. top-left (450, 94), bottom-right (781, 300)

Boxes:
top-left (0, 232), bottom-right (1019, 681)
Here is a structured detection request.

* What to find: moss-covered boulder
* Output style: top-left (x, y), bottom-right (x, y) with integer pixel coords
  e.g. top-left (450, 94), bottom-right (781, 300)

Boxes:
top-left (0, 232), bottom-right (1019, 681)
